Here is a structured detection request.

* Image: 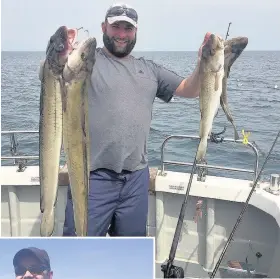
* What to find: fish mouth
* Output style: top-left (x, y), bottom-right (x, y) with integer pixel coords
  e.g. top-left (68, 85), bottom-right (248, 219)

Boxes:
top-left (202, 33), bottom-right (224, 58)
top-left (46, 26), bottom-right (78, 74)
top-left (60, 28), bottom-right (78, 55)
top-left (53, 27), bottom-right (78, 56)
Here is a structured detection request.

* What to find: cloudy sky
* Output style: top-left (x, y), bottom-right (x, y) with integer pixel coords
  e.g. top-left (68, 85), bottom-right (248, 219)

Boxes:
top-left (1, 0), bottom-right (280, 51)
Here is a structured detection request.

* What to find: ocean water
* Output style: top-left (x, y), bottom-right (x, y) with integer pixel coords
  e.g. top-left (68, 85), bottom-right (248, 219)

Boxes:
top-left (1, 50), bottom-right (280, 181)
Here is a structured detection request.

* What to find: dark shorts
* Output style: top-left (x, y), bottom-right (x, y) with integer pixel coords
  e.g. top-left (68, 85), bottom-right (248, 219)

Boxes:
top-left (63, 166), bottom-right (150, 237)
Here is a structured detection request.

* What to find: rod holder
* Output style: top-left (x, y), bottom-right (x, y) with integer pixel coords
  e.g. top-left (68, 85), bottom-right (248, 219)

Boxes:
top-left (265, 173), bottom-right (280, 195)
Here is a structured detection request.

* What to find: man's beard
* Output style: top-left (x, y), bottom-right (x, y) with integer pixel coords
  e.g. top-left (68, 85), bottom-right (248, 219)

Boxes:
top-left (103, 32), bottom-right (137, 58)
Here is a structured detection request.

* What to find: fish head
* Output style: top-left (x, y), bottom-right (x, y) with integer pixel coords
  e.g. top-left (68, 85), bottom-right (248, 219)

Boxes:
top-left (63, 37), bottom-right (97, 82)
top-left (46, 26), bottom-right (78, 76)
top-left (200, 33), bottom-right (225, 73)
top-left (224, 37), bottom-right (248, 77)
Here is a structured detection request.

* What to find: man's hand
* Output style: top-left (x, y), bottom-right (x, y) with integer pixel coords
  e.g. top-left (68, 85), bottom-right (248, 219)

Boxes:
top-left (174, 32), bottom-right (213, 98)
top-left (198, 32), bottom-right (212, 61)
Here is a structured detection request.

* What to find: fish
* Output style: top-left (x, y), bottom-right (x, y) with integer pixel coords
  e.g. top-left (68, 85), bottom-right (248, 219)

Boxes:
top-left (221, 37), bottom-right (249, 140)
top-left (62, 37), bottom-right (97, 236)
top-left (39, 26), bottom-right (77, 237)
top-left (196, 33), bottom-right (225, 163)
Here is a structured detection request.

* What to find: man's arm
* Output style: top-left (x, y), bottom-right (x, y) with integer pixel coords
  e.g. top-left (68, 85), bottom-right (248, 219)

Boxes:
top-left (154, 64), bottom-right (185, 103)
top-left (174, 63), bottom-right (200, 99)
top-left (175, 32), bottom-right (212, 99)
top-left (153, 32), bottom-right (211, 102)
top-left (153, 61), bottom-right (199, 102)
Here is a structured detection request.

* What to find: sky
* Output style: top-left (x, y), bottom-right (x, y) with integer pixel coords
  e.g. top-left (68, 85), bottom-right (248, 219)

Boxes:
top-left (1, 0), bottom-right (280, 51)
top-left (0, 238), bottom-right (154, 279)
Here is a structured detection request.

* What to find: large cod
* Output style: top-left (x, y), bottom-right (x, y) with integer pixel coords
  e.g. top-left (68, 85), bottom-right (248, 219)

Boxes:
top-left (196, 33), bottom-right (225, 163)
top-left (196, 34), bottom-right (248, 163)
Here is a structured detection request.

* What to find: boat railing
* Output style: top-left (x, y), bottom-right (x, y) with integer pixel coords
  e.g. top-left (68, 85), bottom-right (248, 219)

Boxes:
top-left (1, 130), bottom-right (40, 172)
top-left (159, 134), bottom-right (259, 183)
top-left (1, 130), bottom-right (259, 183)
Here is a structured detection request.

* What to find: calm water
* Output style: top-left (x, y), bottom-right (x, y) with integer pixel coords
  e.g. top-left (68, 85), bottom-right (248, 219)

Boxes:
top-left (1, 50), bottom-right (280, 181)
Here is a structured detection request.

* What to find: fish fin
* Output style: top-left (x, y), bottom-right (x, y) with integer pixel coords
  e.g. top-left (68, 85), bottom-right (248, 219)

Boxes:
top-left (199, 112), bottom-right (204, 138)
top-left (60, 140), bottom-right (64, 154)
top-left (54, 178), bottom-right (59, 207)
top-left (227, 66), bottom-right (231, 78)
top-left (220, 90), bottom-right (240, 140)
top-left (40, 192), bottom-right (44, 213)
top-left (214, 108), bottom-right (219, 118)
top-left (40, 209), bottom-right (55, 237)
top-left (39, 59), bottom-right (45, 81)
top-left (39, 62), bottom-right (46, 118)
top-left (40, 178), bottom-right (59, 236)
top-left (60, 123), bottom-right (64, 154)
top-left (81, 80), bottom-right (91, 184)
top-left (215, 73), bottom-right (219, 91)
top-left (234, 129), bottom-right (240, 141)
top-left (60, 77), bottom-right (67, 113)
top-left (196, 137), bottom-right (208, 162)
top-left (39, 87), bottom-right (44, 118)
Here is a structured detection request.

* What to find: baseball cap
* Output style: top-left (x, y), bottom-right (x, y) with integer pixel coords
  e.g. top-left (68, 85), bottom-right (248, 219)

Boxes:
top-left (13, 247), bottom-right (51, 270)
top-left (105, 3), bottom-right (138, 27)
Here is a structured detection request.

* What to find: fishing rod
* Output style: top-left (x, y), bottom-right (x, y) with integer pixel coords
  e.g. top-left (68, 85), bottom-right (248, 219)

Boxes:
top-left (161, 141), bottom-right (202, 278)
top-left (210, 130), bottom-right (280, 278)
top-left (225, 22), bottom-right (232, 40)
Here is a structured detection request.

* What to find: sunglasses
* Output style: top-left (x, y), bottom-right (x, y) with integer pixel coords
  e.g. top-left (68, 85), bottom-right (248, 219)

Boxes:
top-left (107, 6), bottom-right (138, 22)
top-left (14, 265), bottom-right (49, 276)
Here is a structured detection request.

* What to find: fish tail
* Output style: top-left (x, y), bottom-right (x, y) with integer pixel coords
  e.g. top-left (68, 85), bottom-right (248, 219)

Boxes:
top-left (40, 194), bottom-right (44, 213)
top-left (40, 209), bottom-right (55, 237)
top-left (234, 128), bottom-right (240, 140)
top-left (196, 137), bottom-right (208, 162)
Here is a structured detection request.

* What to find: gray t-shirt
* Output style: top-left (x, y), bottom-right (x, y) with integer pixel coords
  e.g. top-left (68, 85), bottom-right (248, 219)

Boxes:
top-left (88, 48), bottom-right (184, 173)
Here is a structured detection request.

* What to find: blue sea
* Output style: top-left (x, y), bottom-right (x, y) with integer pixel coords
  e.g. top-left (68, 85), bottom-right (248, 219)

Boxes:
top-left (1, 50), bottom-right (280, 181)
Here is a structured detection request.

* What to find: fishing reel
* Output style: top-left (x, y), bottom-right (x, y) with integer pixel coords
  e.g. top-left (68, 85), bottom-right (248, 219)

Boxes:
top-left (161, 263), bottom-right (184, 278)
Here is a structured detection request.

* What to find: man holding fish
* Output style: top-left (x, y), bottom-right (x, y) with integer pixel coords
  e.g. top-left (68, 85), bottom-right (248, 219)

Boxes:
top-left (39, 2), bottom-right (247, 237)
top-left (61, 2), bottom-right (207, 237)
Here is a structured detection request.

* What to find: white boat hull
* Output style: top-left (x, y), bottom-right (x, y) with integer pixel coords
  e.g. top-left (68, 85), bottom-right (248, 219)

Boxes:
top-left (1, 165), bottom-right (280, 277)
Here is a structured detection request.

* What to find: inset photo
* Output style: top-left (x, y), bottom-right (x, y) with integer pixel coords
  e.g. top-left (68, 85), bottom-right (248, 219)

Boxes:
top-left (0, 237), bottom-right (154, 279)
